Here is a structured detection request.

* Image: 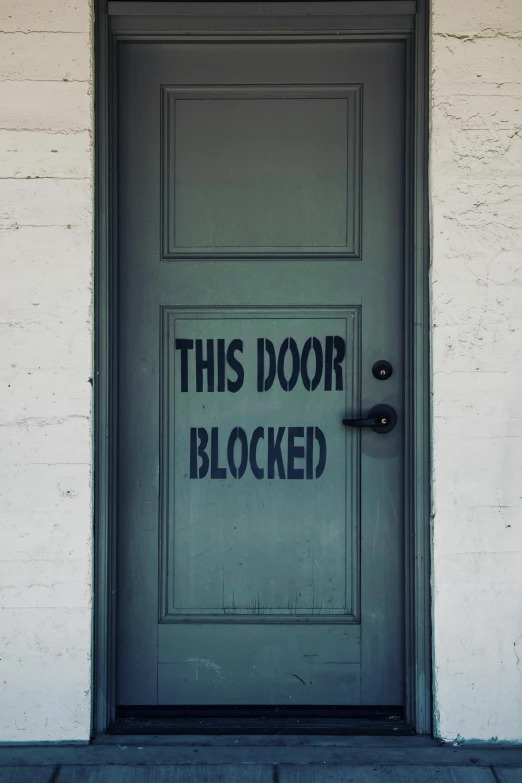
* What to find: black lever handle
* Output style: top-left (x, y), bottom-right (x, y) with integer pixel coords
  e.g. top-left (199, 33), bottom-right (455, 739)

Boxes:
top-left (342, 404), bottom-right (397, 434)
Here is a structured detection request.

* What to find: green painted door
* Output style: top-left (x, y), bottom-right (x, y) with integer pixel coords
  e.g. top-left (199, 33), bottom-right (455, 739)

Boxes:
top-left (117, 39), bottom-right (405, 708)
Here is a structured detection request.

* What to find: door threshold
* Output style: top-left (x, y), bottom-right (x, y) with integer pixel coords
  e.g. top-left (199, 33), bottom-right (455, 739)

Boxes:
top-left (109, 706), bottom-right (413, 736)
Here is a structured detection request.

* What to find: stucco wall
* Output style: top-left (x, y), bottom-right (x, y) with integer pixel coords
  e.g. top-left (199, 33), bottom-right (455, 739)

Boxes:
top-left (431, 0), bottom-right (522, 742)
top-left (0, 0), bottom-right (93, 741)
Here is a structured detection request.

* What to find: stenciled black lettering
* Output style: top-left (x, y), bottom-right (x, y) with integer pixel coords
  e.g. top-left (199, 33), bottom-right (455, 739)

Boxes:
top-left (190, 424), bottom-right (325, 480)
top-left (268, 427), bottom-right (286, 479)
top-left (257, 338), bottom-right (276, 392)
top-left (333, 336), bottom-right (346, 391)
top-left (227, 339), bottom-right (244, 393)
top-left (287, 426), bottom-right (305, 479)
top-left (227, 427), bottom-right (248, 479)
top-left (306, 426), bottom-right (314, 479)
top-left (277, 337), bottom-right (300, 392)
top-left (324, 336), bottom-right (346, 391)
top-left (196, 339), bottom-right (214, 393)
top-left (217, 339), bottom-right (226, 392)
top-left (190, 427), bottom-right (209, 479)
top-left (210, 427), bottom-right (226, 479)
top-left (324, 336), bottom-right (334, 391)
top-left (301, 337), bottom-right (323, 391)
top-left (249, 426), bottom-right (265, 479)
top-left (314, 426), bottom-right (327, 478)
top-left (175, 339), bottom-right (193, 393)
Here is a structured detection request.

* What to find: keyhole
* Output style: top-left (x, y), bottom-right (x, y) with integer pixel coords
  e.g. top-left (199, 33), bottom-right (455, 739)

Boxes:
top-left (372, 360), bottom-right (393, 380)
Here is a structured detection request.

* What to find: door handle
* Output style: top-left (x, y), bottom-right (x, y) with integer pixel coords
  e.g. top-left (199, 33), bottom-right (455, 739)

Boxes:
top-left (342, 404), bottom-right (397, 434)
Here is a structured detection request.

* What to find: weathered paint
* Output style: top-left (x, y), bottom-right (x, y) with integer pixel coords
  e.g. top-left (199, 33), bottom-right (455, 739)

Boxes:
top-left (431, 0), bottom-right (522, 743)
top-left (0, 0), bottom-right (93, 741)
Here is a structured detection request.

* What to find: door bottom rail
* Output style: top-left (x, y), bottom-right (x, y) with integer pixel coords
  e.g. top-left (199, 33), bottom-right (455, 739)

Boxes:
top-left (110, 705), bottom-right (411, 735)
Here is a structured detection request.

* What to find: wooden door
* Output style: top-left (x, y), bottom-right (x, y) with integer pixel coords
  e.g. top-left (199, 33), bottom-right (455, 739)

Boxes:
top-left (117, 37), bottom-right (405, 711)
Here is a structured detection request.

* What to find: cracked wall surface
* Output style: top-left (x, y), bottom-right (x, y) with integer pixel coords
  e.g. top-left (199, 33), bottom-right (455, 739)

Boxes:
top-left (431, 0), bottom-right (522, 742)
top-left (0, 0), bottom-right (93, 741)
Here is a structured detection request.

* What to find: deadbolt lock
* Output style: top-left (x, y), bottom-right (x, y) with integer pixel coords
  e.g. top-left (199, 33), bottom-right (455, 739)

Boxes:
top-left (372, 360), bottom-right (393, 380)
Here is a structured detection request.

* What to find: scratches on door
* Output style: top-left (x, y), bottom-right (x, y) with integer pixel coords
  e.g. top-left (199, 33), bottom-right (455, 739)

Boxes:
top-left (291, 673), bottom-right (306, 686)
top-left (184, 657), bottom-right (224, 683)
top-left (189, 543), bottom-right (221, 560)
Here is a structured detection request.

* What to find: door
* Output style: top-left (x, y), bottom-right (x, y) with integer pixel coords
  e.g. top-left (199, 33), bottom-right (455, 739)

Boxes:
top-left (117, 36), bottom-right (405, 711)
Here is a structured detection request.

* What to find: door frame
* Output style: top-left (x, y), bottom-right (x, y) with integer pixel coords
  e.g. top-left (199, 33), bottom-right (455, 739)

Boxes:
top-left (93, 0), bottom-right (431, 736)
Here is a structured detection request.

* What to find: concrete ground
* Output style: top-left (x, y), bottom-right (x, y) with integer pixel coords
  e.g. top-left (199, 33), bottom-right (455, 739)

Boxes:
top-left (0, 737), bottom-right (521, 781)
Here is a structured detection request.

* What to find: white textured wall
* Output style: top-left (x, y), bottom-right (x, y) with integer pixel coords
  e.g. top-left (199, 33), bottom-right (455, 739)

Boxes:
top-left (0, 0), bottom-right (93, 741)
top-left (431, 0), bottom-right (522, 742)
